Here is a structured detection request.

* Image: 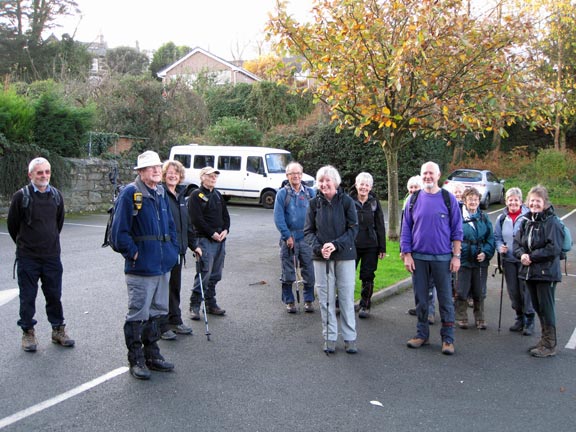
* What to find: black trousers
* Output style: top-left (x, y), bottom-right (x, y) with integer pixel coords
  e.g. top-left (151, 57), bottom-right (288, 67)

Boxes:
top-left (17, 256), bottom-right (64, 330)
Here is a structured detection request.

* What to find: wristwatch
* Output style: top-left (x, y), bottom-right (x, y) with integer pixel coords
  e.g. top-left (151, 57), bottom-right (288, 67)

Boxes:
top-left (453, 253), bottom-right (461, 258)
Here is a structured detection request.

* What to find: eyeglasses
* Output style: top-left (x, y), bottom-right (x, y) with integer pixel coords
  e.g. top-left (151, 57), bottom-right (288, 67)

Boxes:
top-left (287, 172), bottom-right (302, 176)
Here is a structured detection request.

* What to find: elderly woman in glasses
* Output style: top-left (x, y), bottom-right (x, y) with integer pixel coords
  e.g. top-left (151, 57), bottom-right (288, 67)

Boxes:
top-left (454, 187), bottom-right (495, 330)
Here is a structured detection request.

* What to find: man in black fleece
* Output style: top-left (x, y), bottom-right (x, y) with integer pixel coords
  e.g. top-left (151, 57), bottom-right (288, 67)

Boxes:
top-left (7, 157), bottom-right (75, 352)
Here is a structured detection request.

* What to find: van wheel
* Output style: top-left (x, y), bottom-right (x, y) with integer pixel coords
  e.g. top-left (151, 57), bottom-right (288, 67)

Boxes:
top-left (261, 191), bottom-right (276, 209)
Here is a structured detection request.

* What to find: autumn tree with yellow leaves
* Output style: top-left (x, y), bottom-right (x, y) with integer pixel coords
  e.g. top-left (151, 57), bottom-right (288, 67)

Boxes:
top-left (268, 0), bottom-right (547, 238)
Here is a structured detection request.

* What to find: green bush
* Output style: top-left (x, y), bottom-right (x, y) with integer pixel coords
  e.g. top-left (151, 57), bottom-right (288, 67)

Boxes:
top-left (0, 90), bottom-right (35, 144)
top-left (33, 91), bottom-right (94, 157)
top-left (205, 117), bottom-right (262, 145)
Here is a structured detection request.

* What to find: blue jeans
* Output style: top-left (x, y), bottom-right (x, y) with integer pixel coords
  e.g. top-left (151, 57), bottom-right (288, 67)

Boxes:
top-left (412, 258), bottom-right (454, 343)
top-left (192, 238), bottom-right (226, 308)
top-left (280, 238), bottom-right (315, 303)
top-left (17, 256), bottom-right (65, 330)
top-left (314, 259), bottom-right (356, 342)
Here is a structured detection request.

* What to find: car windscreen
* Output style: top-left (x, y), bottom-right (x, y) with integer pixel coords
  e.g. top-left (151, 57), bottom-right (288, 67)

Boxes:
top-left (448, 171), bottom-right (482, 182)
top-left (265, 153), bottom-right (292, 174)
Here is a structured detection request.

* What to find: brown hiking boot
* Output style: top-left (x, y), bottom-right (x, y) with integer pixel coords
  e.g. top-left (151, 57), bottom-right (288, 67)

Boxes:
top-left (22, 329), bottom-right (38, 352)
top-left (406, 337), bottom-right (429, 348)
top-left (51, 326), bottom-right (75, 347)
top-left (442, 341), bottom-right (455, 355)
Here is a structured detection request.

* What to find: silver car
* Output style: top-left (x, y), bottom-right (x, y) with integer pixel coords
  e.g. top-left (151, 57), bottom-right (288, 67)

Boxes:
top-left (442, 169), bottom-right (505, 209)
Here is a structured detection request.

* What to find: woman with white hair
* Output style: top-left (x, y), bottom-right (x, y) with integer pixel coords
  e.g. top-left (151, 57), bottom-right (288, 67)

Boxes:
top-left (494, 187), bottom-right (534, 335)
top-left (350, 172), bottom-right (386, 318)
top-left (305, 166), bottom-right (359, 354)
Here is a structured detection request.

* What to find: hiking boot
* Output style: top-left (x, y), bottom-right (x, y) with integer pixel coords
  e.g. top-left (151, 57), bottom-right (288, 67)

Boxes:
top-left (457, 320), bottom-right (469, 329)
top-left (22, 329), bottom-right (38, 352)
top-left (344, 340), bottom-right (358, 354)
top-left (286, 303), bottom-right (297, 314)
top-left (304, 302), bottom-right (315, 313)
top-left (130, 361), bottom-right (151, 380)
top-left (323, 340), bottom-right (336, 353)
top-left (522, 316), bottom-right (535, 336)
top-left (509, 317), bottom-right (524, 332)
top-left (172, 323), bottom-right (193, 335)
top-left (408, 308), bottom-right (417, 316)
top-left (407, 337), bottom-right (429, 348)
top-left (207, 305), bottom-right (226, 316)
top-left (146, 358), bottom-right (175, 372)
top-left (358, 307), bottom-right (369, 319)
top-left (161, 330), bottom-right (177, 340)
top-left (476, 320), bottom-right (487, 330)
top-left (190, 306), bottom-right (201, 321)
top-left (51, 326), bottom-right (75, 347)
top-left (442, 341), bottom-right (455, 355)
top-left (530, 345), bottom-right (557, 358)
top-left (428, 314), bottom-right (435, 325)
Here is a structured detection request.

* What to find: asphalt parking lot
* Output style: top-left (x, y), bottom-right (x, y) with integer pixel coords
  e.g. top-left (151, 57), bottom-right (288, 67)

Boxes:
top-left (0, 202), bottom-right (574, 432)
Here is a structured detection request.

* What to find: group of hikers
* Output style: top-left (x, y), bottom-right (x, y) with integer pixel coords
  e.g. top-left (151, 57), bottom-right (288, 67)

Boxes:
top-left (7, 153), bottom-right (568, 380)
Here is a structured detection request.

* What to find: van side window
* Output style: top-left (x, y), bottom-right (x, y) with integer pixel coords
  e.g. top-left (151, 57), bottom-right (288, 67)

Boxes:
top-left (218, 156), bottom-right (241, 171)
top-left (174, 154), bottom-right (191, 168)
top-left (193, 155), bottom-right (215, 169)
top-left (247, 156), bottom-right (264, 174)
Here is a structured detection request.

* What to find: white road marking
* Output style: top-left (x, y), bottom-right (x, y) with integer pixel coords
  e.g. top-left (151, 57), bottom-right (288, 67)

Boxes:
top-left (560, 209), bottom-right (576, 220)
top-left (0, 367), bottom-right (129, 430)
top-left (565, 328), bottom-right (576, 350)
top-left (0, 289), bottom-right (18, 307)
top-left (63, 223), bottom-right (105, 228)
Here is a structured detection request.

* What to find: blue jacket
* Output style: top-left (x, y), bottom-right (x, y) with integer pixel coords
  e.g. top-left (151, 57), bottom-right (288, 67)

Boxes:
top-left (460, 209), bottom-right (495, 268)
top-left (304, 188), bottom-right (358, 261)
top-left (273, 184), bottom-right (315, 241)
top-left (494, 205), bottom-right (529, 263)
top-left (110, 177), bottom-right (179, 276)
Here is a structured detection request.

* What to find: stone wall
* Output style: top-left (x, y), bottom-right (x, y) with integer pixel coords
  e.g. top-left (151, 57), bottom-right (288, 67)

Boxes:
top-left (0, 158), bottom-right (135, 215)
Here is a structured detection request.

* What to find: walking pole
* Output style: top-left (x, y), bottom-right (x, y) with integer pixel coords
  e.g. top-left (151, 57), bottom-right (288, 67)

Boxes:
top-left (497, 245), bottom-right (505, 333)
top-left (195, 255), bottom-right (211, 341)
top-left (324, 259), bottom-right (330, 356)
top-left (292, 248), bottom-right (301, 307)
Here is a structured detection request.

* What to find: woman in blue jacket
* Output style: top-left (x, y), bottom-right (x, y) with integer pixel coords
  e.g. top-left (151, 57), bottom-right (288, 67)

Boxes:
top-left (494, 188), bottom-right (535, 335)
top-left (455, 187), bottom-right (495, 330)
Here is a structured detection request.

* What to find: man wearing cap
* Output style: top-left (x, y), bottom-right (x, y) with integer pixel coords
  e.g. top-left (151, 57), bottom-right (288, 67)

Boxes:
top-left (188, 166), bottom-right (230, 319)
top-left (110, 150), bottom-right (179, 380)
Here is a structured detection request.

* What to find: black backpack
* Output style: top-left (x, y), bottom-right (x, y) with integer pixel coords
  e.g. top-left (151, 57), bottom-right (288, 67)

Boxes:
top-left (21, 185), bottom-right (62, 225)
top-left (102, 182), bottom-right (145, 252)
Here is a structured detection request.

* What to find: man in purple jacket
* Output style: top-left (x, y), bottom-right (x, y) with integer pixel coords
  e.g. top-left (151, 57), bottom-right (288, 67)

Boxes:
top-left (400, 161), bottom-right (463, 355)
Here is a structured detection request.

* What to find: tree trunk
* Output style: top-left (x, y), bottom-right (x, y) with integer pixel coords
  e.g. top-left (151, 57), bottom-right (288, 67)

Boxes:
top-left (383, 145), bottom-right (400, 241)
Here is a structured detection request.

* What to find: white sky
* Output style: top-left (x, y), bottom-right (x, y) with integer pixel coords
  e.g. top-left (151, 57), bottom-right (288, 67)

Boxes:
top-left (51, 0), bottom-right (314, 59)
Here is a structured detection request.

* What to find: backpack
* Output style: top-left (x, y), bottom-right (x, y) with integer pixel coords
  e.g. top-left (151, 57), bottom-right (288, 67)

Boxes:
top-left (283, 183), bottom-right (313, 209)
top-left (557, 216), bottom-right (573, 258)
top-left (409, 188), bottom-right (452, 214)
top-left (102, 182), bottom-right (146, 252)
top-left (21, 185), bottom-right (62, 226)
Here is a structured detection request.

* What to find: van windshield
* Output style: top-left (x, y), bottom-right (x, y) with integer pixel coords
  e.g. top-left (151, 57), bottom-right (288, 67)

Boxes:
top-left (265, 153), bottom-right (292, 174)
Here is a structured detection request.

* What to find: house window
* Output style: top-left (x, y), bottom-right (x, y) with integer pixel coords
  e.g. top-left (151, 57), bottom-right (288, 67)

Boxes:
top-left (218, 156), bottom-right (241, 171)
top-left (193, 155), bottom-right (215, 169)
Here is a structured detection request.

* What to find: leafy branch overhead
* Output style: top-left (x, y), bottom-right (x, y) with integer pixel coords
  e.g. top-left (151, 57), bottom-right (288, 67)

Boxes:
top-left (268, 0), bottom-right (553, 239)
